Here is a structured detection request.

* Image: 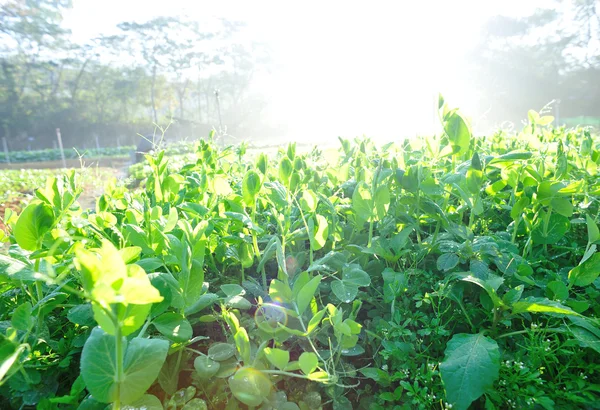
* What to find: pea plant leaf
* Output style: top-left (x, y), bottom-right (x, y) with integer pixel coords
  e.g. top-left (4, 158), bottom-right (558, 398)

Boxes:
top-left (14, 202), bottom-right (54, 251)
top-left (440, 333), bottom-right (500, 410)
top-left (569, 252), bottom-right (600, 287)
top-left (80, 327), bottom-right (169, 405)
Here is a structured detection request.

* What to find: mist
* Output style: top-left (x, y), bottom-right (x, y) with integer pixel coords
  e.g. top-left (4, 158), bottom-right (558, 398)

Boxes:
top-left (1, 0), bottom-right (598, 150)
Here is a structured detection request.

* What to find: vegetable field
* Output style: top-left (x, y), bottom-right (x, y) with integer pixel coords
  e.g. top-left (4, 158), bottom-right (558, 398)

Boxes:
top-left (2, 101), bottom-right (600, 410)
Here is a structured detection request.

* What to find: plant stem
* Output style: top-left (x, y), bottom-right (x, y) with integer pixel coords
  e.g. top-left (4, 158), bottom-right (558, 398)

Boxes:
top-left (497, 327), bottom-right (565, 339)
top-left (113, 313), bottom-right (124, 410)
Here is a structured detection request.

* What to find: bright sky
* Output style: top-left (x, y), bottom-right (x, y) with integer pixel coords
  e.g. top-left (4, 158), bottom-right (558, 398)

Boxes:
top-left (63, 0), bottom-right (543, 140)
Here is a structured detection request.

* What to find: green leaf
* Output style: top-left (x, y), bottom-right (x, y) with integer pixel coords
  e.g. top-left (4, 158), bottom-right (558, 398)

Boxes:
top-left (228, 367), bottom-right (272, 407)
top-left (569, 252), bottom-right (600, 287)
top-left (330, 264), bottom-right (370, 303)
top-left (307, 307), bottom-right (328, 335)
top-left (587, 215), bottom-right (600, 243)
top-left (440, 333), bottom-right (500, 410)
top-left (444, 112), bottom-right (471, 155)
top-left (331, 280), bottom-right (359, 303)
top-left (546, 281), bottom-right (568, 301)
top-left (67, 304), bottom-right (95, 327)
top-left (299, 190), bottom-right (317, 213)
top-left (234, 328), bottom-right (251, 364)
top-left (374, 185), bottom-right (390, 220)
top-left (194, 355), bottom-right (220, 379)
top-left (0, 254), bottom-right (46, 282)
top-left (510, 196), bottom-right (530, 221)
top-left (502, 285), bottom-right (524, 305)
top-left (14, 202), bottom-right (54, 251)
top-left (0, 339), bottom-right (24, 383)
top-left (352, 182), bottom-right (372, 227)
top-left (360, 368), bottom-right (391, 387)
top-left (182, 399), bottom-right (208, 410)
top-left (207, 343), bottom-right (235, 361)
top-left (532, 213), bottom-right (570, 245)
top-left (279, 157), bottom-right (293, 185)
top-left (342, 264), bottom-right (370, 286)
top-left (122, 394), bottom-right (163, 410)
top-left (308, 214), bottom-right (329, 251)
top-left (184, 293), bottom-right (218, 316)
top-left (437, 253), bottom-right (459, 271)
top-left (242, 170), bottom-right (262, 207)
top-left (568, 317), bottom-right (600, 354)
top-left (263, 347), bottom-right (290, 370)
top-left (511, 297), bottom-right (578, 316)
top-left (269, 280), bottom-right (292, 304)
top-left (299, 352), bottom-right (318, 375)
top-left (551, 197), bottom-right (573, 217)
top-left (295, 275), bottom-right (322, 315)
top-left (11, 302), bottom-right (32, 331)
top-left (221, 284), bottom-right (245, 297)
top-left (80, 327), bottom-right (169, 405)
top-left (153, 312), bottom-right (193, 342)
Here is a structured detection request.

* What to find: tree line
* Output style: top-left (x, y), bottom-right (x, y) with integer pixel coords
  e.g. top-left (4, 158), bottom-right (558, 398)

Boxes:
top-left (0, 1), bottom-right (273, 150)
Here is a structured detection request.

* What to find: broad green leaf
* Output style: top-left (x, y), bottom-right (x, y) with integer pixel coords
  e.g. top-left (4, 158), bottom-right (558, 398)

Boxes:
top-left (212, 175), bottom-right (232, 196)
top-left (352, 182), bottom-right (372, 227)
top-left (444, 112), bottom-right (471, 154)
top-left (502, 285), bottom-right (524, 305)
top-left (14, 202), bottom-right (54, 251)
top-left (569, 252), bottom-right (600, 287)
top-left (510, 196), bottom-right (530, 221)
top-left (437, 253), bottom-right (459, 271)
top-left (269, 279), bottom-right (292, 304)
top-left (256, 153), bottom-right (268, 175)
top-left (331, 280), bottom-right (359, 303)
top-left (80, 327), bottom-right (169, 404)
top-left (295, 275), bottom-right (322, 315)
top-left (221, 284), bottom-right (245, 297)
top-left (67, 304), bottom-right (96, 327)
top-left (546, 281), bottom-right (568, 301)
top-left (153, 312), bottom-right (193, 342)
top-left (440, 333), bottom-right (500, 410)
top-left (308, 214), bottom-right (329, 251)
top-left (242, 170), bottom-right (262, 207)
top-left (511, 297), bottom-right (578, 316)
top-left (234, 328), bottom-right (251, 364)
top-left (11, 302), bottom-right (32, 331)
top-left (121, 394), bottom-right (163, 410)
top-left (568, 317), bottom-right (600, 354)
top-left (0, 254), bottom-right (46, 282)
top-left (207, 343), bottom-right (235, 361)
top-left (279, 157), bottom-right (293, 185)
top-left (342, 264), bottom-right (370, 286)
top-left (551, 197), bottom-right (573, 218)
top-left (194, 355), bottom-right (220, 379)
top-left (461, 273), bottom-right (504, 309)
top-left (228, 367), bottom-right (272, 407)
top-left (587, 215), bottom-right (600, 243)
top-left (184, 293), bottom-right (218, 316)
top-left (0, 339), bottom-right (24, 384)
top-left (263, 347), bottom-right (290, 370)
top-left (299, 190), bottom-right (317, 213)
top-left (374, 185), bottom-right (390, 220)
top-left (531, 213), bottom-right (570, 245)
top-left (182, 399), bottom-right (208, 410)
top-left (299, 352), bottom-right (318, 375)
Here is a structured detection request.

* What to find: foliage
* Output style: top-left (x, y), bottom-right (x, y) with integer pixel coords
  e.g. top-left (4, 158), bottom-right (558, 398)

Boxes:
top-left (2, 100), bottom-right (600, 409)
top-left (0, 141), bottom-right (195, 164)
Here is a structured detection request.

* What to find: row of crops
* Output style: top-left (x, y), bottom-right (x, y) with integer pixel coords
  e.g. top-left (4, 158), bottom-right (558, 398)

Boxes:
top-left (2, 99), bottom-right (600, 409)
top-left (0, 141), bottom-right (197, 164)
